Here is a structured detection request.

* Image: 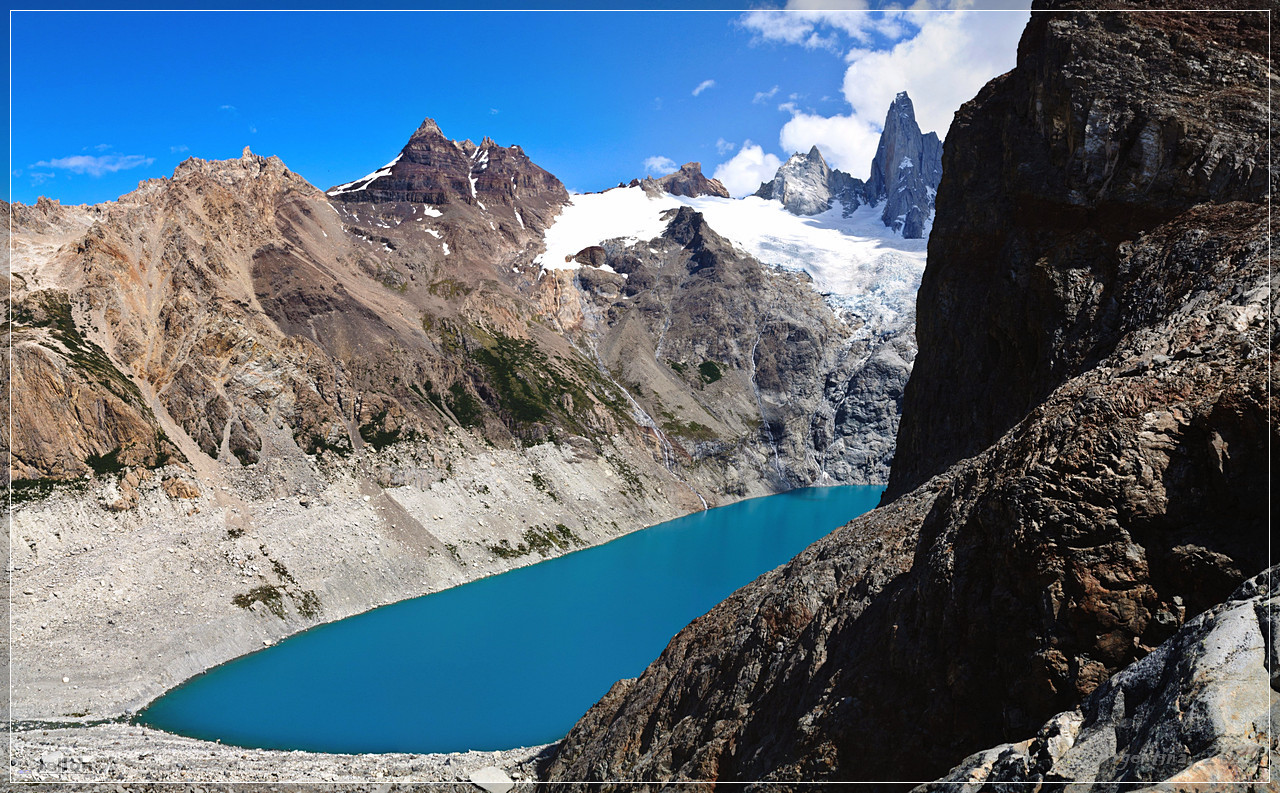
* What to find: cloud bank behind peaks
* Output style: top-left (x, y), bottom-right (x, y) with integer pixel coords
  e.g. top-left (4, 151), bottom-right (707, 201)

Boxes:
top-left (743, 8), bottom-right (1028, 180)
top-left (713, 142), bottom-right (783, 198)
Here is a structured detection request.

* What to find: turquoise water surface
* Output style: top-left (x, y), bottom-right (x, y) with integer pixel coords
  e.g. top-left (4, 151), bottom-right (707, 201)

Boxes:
top-left (137, 485), bottom-right (882, 754)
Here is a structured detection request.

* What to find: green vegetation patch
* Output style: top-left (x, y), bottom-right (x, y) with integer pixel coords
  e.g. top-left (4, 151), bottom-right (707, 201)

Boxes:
top-left (232, 585), bottom-right (286, 619)
top-left (471, 334), bottom-right (553, 425)
top-left (447, 382), bottom-right (484, 428)
top-left (8, 477), bottom-right (91, 506)
top-left (427, 279), bottom-right (473, 300)
top-left (662, 418), bottom-right (717, 443)
top-left (530, 472), bottom-right (558, 501)
top-left (13, 292), bottom-right (146, 409)
top-left (608, 455), bottom-right (644, 497)
top-left (488, 524), bottom-right (587, 559)
top-left (698, 360), bottom-right (723, 384)
top-left (301, 431), bottom-right (352, 458)
top-left (86, 447), bottom-right (125, 476)
top-left (359, 408), bottom-right (404, 452)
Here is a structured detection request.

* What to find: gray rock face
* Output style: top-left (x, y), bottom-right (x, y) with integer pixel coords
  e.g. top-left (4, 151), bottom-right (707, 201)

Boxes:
top-left (754, 146), bottom-right (846, 216)
top-left (554, 205), bottom-right (906, 488)
top-left (918, 566), bottom-right (1277, 790)
top-left (867, 92), bottom-right (942, 236)
top-left (543, 7), bottom-right (1272, 786)
top-left (754, 92), bottom-right (942, 238)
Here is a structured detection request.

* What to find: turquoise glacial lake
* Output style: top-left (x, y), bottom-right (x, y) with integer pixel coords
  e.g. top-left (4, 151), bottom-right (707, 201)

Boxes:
top-left (137, 485), bottom-right (882, 754)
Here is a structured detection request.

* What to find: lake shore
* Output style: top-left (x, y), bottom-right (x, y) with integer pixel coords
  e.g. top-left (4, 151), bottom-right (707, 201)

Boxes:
top-left (10, 723), bottom-right (554, 784)
top-left (10, 435), bottom-right (725, 727)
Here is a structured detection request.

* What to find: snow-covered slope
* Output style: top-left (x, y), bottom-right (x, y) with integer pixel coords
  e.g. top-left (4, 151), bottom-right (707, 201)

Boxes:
top-left (536, 186), bottom-right (926, 339)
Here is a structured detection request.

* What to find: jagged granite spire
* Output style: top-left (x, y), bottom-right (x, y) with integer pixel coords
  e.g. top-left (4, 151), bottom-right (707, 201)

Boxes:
top-left (866, 92), bottom-right (943, 237)
top-left (753, 90), bottom-right (943, 238)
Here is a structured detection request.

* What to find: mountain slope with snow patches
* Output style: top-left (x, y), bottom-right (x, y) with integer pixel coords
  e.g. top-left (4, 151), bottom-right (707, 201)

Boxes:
top-left (537, 186), bottom-right (926, 340)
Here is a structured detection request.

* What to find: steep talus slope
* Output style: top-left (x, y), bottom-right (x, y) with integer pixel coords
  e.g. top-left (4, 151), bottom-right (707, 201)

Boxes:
top-left (545, 7), bottom-right (1272, 785)
top-left (886, 7), bottom-right (1269, 500)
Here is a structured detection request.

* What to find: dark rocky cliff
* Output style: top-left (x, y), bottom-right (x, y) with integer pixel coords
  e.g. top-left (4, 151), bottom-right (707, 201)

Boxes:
top-left (544, 6), bottom-right (1272, 785)
top-left (885, 7), bottom-right (1269, 501)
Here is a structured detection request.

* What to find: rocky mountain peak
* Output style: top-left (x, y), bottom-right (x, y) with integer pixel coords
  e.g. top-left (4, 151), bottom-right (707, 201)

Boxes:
top-left (325, 116), bottom-right (567, 226)
top-left (753, 146), bottom-right (836, 215)
top-left (660, 162), bottom-right (730, 199)
top-left (753, 90), bottom-right (942, 237)
top-left (866, 89), bottom-right (942, 237)
top-left (410, 117), bottom-right (444, 140)
top-left (627, 162), bottom-right (730, 199)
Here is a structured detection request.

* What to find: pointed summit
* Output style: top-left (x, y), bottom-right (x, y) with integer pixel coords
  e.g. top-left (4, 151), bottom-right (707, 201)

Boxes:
top-left (326, 115), bottom-right (567, 228)
top-left (752, 90), bottom-right (942, 236)
top-left (754, 146), bottom-right (836, 215)
top-left (867, 90), bottom-right (942, 238)
top-left (411, 117), bottom-right (444, 140)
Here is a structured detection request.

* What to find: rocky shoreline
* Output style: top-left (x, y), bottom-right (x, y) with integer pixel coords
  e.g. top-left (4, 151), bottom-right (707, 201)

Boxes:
top-left (9, 723), bottom-right (552, 785)
top-left (7, 426), bottom-right (742, 781)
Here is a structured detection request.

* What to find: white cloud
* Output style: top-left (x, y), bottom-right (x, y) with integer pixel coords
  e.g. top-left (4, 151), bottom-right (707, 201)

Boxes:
top-left (740, 8), bottom-right (1028, 178)
top-left (692, 79), bottom-right (716, 97)
top-left (712, 142), bottom-right (783, 198)
top-left (740, 8), bottom-right (887, 51)
top-left (840, 10), bottom-right (1028, 136)
top-left (219, 104), bottom-right (237, 112)
top-left (753, 85), bottom-right (780, 103)
top-left (643, 156), bottom-right (678, 175)
top-left (779, 112), bottom-right (882, 178)
top-left (170, 144), bottom-right (189, 153)
top-left (31, 154), bottom-right (155, 177)
top-left (715, 138), bottom-right (737, 155)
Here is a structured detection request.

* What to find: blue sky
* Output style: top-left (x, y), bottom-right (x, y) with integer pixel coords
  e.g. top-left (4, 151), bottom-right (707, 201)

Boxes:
top-left (10, 7), bottom-right (1030, 205)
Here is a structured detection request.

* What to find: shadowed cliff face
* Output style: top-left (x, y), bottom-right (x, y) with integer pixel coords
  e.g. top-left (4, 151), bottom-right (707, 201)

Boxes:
top-left (885, 7), bottom-right (1269, 501)
top-left (544, 7), bottom-right (1273, 785)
